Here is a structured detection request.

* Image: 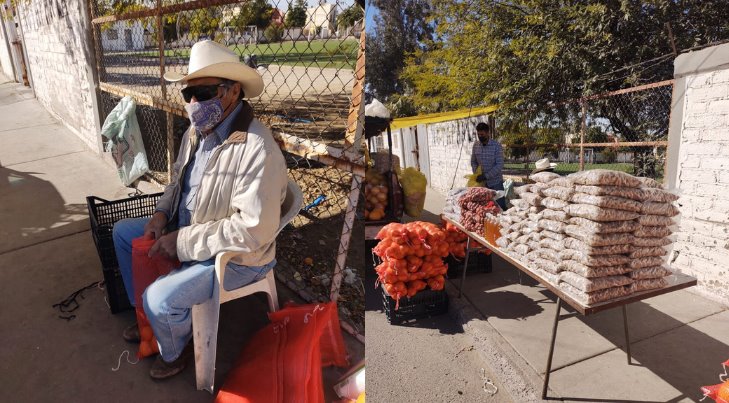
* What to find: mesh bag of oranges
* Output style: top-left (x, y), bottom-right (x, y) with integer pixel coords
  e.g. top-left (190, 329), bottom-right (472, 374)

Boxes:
top-left (365, 168), bottom-right (388, 221)
top-left (131, 236), bottom-right (180, 358)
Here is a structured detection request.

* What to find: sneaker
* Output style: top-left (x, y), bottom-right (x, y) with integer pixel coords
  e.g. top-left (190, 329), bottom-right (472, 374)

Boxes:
top-left (149, 343), bottom-right (194, 380)
top-left (122, 322), bottom-right (140, 344)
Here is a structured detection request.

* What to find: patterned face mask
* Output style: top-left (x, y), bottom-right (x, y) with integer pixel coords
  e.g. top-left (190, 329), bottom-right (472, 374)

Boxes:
top-left (184, 97), bottom-right (224, 132)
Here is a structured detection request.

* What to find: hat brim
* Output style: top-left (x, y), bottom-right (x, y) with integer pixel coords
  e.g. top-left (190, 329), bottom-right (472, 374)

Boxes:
top-left (164, 62), bottom-right (264, 98)
top-left (530, 163), bottom-right (558, 175)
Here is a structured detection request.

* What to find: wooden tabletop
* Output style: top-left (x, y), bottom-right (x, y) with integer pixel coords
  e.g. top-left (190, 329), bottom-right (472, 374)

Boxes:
top-left (442, 216), bottom-right (697, 315)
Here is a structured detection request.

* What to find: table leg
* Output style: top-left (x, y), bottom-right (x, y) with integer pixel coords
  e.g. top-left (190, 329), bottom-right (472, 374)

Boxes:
top-left (542, 298), bottom-right (562, 400)
top-left (623, 305), bottom-right (631, 364)
top-left (458, 237), bottom-right (471, 298)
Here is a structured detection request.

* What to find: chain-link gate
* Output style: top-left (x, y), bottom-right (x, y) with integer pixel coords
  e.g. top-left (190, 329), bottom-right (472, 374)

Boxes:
top-left (501, 80), bottom-right (673, 183)
top-left (89, 0), bottom-right (365, 340)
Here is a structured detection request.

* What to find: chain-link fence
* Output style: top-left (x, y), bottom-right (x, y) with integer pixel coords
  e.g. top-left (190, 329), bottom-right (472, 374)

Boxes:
top-left (89, 0), bottom-right (365, 339)
top-left (500, 80), bottom-right (673, 183)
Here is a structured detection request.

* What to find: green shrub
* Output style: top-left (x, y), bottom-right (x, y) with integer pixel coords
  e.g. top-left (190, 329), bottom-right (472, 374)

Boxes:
top-left (264, 24), bottom-right (284, 42)
top-left (601, 148), bottom-right (617, 163)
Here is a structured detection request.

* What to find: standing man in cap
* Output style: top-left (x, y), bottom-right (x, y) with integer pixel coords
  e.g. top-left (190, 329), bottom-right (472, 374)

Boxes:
top-left (470, 122), bottom-right (506, 209)
top-left (111, 40), bottom-right (288, 379)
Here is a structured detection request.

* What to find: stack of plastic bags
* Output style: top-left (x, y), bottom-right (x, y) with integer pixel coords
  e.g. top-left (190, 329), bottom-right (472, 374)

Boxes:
top-left (497, 169), bottom-right (679, 305)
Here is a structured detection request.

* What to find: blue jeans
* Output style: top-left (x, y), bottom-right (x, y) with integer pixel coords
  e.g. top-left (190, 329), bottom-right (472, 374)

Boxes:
top-left (112, 217), bottom-right (276, 362)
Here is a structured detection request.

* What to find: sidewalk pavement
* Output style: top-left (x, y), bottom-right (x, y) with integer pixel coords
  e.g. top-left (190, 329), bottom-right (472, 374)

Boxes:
top-left (0, 76), bottom-right (362, 401)
top-left (366, 189), bottom-right (511, 403)
top-left (419, 186), bottom-right (729, 402)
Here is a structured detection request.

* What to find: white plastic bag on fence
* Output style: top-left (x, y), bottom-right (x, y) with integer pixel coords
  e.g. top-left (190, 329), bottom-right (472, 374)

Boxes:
top-left (101, 96), bottom-right (149, 186)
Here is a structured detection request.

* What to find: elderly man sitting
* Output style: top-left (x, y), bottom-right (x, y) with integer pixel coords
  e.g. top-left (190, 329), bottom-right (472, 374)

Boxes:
top-left (112, 40), bottom-right (288, 379)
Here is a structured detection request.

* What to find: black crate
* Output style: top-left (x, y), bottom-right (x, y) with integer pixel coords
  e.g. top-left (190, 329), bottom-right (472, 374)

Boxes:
top-left (87, 193), bottom-right (163, 313)
top-left (102, 266), bottom-right (132, 313)
top-left (382, 285), bottom-right (448, 325)
top-left (446, 251), bottom-right (492, 278)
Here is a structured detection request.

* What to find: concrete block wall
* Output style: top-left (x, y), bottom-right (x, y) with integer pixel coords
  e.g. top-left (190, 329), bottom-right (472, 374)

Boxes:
top-left (426, 115), bottom-right (488, 195)
top-left (667, 43), bottom-right (729, 306)
top-left (16, 0), bottom-right (101, 153)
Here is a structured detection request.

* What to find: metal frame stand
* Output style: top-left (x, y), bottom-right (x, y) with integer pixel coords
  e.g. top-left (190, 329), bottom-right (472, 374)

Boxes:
top-left (623, 305), bottom-right (632, 364)
top-left (458, 237), bottom-right (490, 298)
top-left (541, 300), bottom-right (632, 399)
top-left (459, 237), bottom-right (472, 298)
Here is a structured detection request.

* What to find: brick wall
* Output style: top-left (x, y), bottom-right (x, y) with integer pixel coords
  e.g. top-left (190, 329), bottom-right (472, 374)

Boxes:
top-left (668, 43), bottom-right (729, 306)
top-left (426, 115), bottom-right (488, 195)
top-left (16, 0), bottom-right (101, 152)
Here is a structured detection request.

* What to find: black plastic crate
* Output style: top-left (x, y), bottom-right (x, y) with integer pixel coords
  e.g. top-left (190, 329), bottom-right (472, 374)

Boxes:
top-left (382, 285), bottom-right (448, 325)
top-left (102, 266), bottom-right (132, 313)
top-left (87, 193), bottom-right (163, 313)
top-left (446, 251), bottom-right (492, 278)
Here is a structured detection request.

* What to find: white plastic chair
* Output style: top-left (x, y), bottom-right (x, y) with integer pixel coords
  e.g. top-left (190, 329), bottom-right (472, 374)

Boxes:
top-left (192, 180), bottom-right (303, 393)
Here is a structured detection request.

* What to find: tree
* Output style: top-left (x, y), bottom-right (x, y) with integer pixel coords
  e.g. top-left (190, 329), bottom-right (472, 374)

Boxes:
top-left (585, 126), bottom-right (608, 144)
top-left (337, 4), bottom-right (363, 28)
top-left (405, 0), bottom-right (729, 117)
top-left (404, 0), bottom-right (729, 176)
top-left (285, 0), bottom-right (307, 28)
top-left (264, 24), bottom-right (284, 42)
top-left (180, 8), bottom-right (221, 38)
top-left (231, 0), bottom-right (273, 30)
top-left (365, 0), bottom-right (433, 102)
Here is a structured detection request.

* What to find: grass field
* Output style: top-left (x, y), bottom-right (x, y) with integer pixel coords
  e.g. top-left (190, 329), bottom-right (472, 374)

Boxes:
top-left (115, 39), bottom-right (358, 69)
top-left (504, 162), bottom-right (635, 175)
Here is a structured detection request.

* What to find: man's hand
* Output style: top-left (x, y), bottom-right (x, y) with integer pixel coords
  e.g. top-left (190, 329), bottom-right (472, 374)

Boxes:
top-left (476, 174), bottom-right (487, 183)
top-left (149, 231), bottom-right (179, 260)
top-left (144, 211), bottom-right (168, 240)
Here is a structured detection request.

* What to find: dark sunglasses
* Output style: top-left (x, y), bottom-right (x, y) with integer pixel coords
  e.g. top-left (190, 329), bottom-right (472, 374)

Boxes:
top-left (181, 83), bottom-right (228, 103)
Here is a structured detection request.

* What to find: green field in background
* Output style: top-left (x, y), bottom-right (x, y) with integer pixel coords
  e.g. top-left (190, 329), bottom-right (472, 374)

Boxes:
top-left (504, 162), bottom-right (635, 175)
top-left (113, 39), bottom-right (357, 69)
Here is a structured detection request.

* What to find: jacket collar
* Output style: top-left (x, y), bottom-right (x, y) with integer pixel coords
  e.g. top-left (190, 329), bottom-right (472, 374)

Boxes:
top-left (227, 101), bottom-right (254, 143)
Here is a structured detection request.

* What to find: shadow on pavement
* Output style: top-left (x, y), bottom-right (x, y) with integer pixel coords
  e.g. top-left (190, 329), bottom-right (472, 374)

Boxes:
top-left (560, 299), bottom-right (729, 402)
top-left (0, 165), bottom-right (89, 254)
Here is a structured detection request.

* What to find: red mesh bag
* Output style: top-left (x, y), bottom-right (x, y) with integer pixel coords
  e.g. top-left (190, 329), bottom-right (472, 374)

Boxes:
top-left (131, 236), bottom-right (180, 358)
top-left (701, 382), bottom-right (729, 403)
top-left (215, 302), bottom-right (349, 403)
top-left (268, 302), bottom-right (349, 368)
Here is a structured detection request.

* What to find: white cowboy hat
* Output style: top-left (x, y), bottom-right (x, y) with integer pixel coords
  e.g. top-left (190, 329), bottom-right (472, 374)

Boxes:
top-left (531, 158), bottom-right (558, 174)
top-left (164, 40), bottom-right (264, 98)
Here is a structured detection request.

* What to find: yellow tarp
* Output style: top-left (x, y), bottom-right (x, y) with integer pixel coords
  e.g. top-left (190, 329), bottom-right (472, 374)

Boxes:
top-left (390, 104), bottom-right (499, 131)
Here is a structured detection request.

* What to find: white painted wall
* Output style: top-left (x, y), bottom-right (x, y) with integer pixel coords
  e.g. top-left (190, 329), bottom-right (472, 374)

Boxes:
top-left (100, 21), bottom-right (147, 52)
top-left (15, 0), bottom-right (102, 153)
top-left (667, 42), bottom-right (729, 306)
top-left (425, 115), bottom-right (489, 195)
top-left (370, 115), bottom-right (489, 195)
top-left (0, 7), bottom-right (14, 79)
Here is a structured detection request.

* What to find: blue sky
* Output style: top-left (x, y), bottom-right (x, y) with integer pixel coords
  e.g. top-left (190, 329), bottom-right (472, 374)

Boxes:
top-left (365, 1), bottom-right (378, 34)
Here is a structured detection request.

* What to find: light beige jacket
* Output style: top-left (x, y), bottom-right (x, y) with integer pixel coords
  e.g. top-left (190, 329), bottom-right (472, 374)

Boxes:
top-left (156, 102), bottom-right (288, 267)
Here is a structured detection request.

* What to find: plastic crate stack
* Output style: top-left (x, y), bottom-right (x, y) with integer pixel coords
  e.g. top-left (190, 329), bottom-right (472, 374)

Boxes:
top-left (497, 170), bottom-right (679, 305)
